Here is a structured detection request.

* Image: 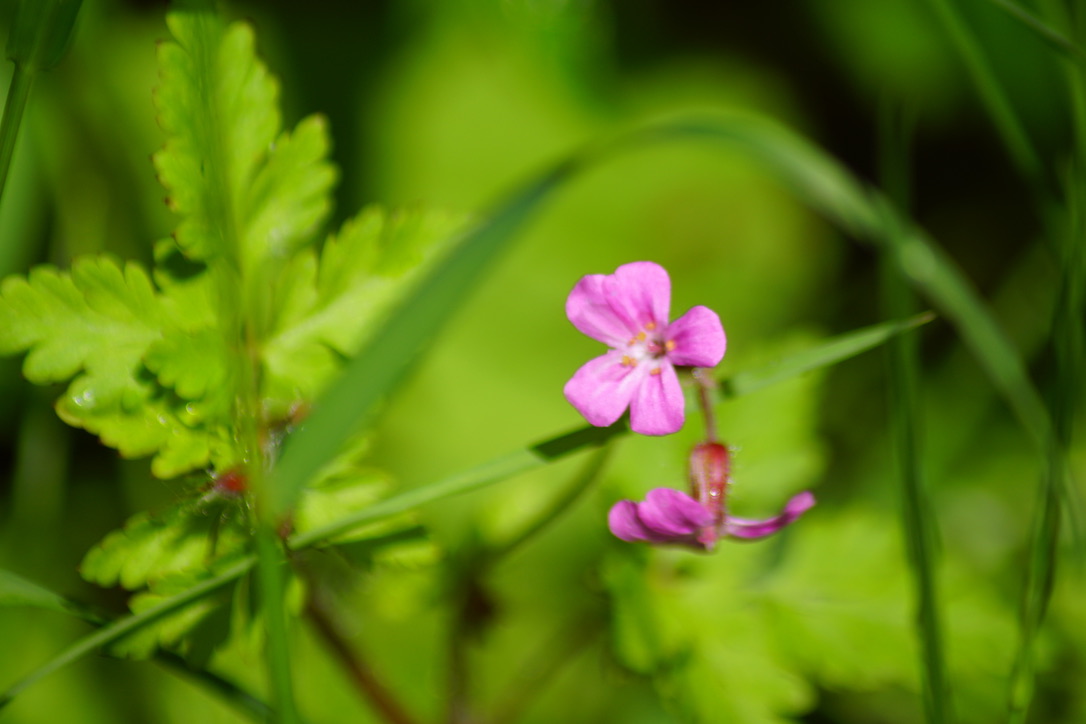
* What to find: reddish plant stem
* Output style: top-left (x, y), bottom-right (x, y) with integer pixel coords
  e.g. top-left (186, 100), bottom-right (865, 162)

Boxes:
top-left (305, 594), bottom-right (420, 724)
top-left (692, 368), bottom-right (719, 441)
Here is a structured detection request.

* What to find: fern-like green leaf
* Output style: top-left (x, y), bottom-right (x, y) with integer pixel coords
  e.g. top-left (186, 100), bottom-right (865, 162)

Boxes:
top-left (80, 500), bottom-right (250, 591)
top-left (0, 256), bottom-right (161, 389)
top-left (153, 13), bottom-right (335, 270)
top-left (263, 206), bottom-right (466, 403)
top-left (153, 15), bottom-right (277, 262)
top-left (0, 253), bottom-right (236, 476)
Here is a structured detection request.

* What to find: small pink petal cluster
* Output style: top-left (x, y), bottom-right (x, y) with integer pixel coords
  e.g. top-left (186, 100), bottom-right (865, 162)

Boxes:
top-left (563, 261), bottom-right (725, 435)
top-left (608, 442), bottom-right (815, 551)
top-left (563, 261), bottom-right (814, 549)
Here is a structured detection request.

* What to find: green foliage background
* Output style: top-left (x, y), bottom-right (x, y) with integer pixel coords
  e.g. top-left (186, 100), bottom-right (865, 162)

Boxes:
top-left (0, 1), bottom-right (1083, 723)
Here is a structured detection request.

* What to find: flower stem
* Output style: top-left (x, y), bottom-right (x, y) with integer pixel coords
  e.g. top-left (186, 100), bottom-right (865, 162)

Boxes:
top-left (692, 368), bottom-right (719, 441)
top-left (305, 590), bottom-right (421, 724)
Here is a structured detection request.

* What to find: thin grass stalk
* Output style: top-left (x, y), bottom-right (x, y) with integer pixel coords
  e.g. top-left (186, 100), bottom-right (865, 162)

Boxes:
top-left (925, 0), bottom-right (1044, 187)
top-left (1005, 6), bottom-right (1085, 721)
top-left (982, 0), bottom-right (1085, 62)
top-left (255, 528), bottom-right (300, 724)
top-left (0, 67), bottom-right (32, 208)
top-left (878, 101), bottom-right (952, 724)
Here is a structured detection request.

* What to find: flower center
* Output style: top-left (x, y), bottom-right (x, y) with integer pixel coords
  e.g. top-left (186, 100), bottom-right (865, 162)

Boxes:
top-left (620, 321), bottom-right (675, 370)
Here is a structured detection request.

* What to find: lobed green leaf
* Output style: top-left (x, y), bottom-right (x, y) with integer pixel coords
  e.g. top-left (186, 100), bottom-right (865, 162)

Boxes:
top-left (153, 14), bottom-right (280, 262)
top-left (263, 206), bottom-right (467, 405)
top-left (80, 500), bottom-right (250, 591)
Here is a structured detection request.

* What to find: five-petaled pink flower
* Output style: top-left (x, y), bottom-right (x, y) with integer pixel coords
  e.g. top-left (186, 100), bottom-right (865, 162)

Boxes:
top-left (608, 442), bottom-right (815, 550)
top-left (564, 261), bottom-right (726, 435)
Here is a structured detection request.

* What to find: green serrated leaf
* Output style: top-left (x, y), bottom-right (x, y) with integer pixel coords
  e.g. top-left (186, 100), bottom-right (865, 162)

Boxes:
top-left (242, 114), bottom-right (337, 264)
top-left (153, 13), bottom-right (280, 262)
top-left (80, 500), bottom-right (249, 591)
top-left (145, 327), bottom-right (230, 401)
top-left (263, 206), bottom-right (467, 402)
top-left (0, 256), bottom-right (161, 388)
top-left (107, 565), bottom-right (246, 665)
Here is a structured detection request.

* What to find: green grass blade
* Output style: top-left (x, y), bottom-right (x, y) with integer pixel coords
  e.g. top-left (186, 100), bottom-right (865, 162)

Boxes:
top-left (267, 158), bottom-right (581, 518)
top-left (925, 0), bottom-right (1043, 185)
top-left (723, 313), bottom-right (933, 398)
top-left (255, 528), bottom-right (299, 724)
top-left (879, 101), bottom-right (952, 724)
top-left (154, 652), bottom-right (282, 723)
top-left (0, 568), bottom-right (78, 617)
top-left (0, 568), bottom-right (281, 722)
top-left (655, 115), bottom-right (1053, 456)
top-left (0, 556), bottom-right (253, 708)
top-left (0, 67), bottom-right (32, 211)
top-left (1007, 136), bottom-right (1086, 724)
top-left (982, 0), bottom-right (1085, 64)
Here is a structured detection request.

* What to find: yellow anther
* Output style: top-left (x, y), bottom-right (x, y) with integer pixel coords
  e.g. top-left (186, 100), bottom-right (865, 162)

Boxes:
top-left (650, 367), bottom-right (662, 376)
top-left (646, 322), bottom-right (657, 331)
top-left (621, 355), bottom-right (636, 367)
top-left (636, 331), bottom-right (647, 342)
top-left (665, 339), bottom-right (677, 351)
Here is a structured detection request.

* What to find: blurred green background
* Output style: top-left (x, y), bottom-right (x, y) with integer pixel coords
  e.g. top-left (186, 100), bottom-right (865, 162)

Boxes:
top-left (0, 0), bottom-right (1082, 722)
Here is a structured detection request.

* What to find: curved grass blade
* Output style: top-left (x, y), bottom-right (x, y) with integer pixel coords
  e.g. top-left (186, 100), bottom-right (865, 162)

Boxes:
top-left (924, 0), bottom-right (1043, 186)
top-left (0, 568), bottom-right (80, 617)
top-left (0, 556), bottom-right (253, 709)
top-left (644, 116), bottom-right (1053, 456)
top-left (879, 101), bottom-right (952, 724)
top-left (0, 568), bottom-right (280, 721)
top-left (154, 652), bottom-right (281, 723)
top-left (0, 0), bottom-right (83, 206)
top-left (722, 312), bottom-right (933, 398)
top-left (254, 528), bottom-right (298, 724)
top-left (266, 157), bottom-right (584, 519)
top-left (982, 0), bottom-right (1084, 64)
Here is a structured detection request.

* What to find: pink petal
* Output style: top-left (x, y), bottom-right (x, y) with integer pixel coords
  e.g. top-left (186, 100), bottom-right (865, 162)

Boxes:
top-left (607, 500), bottom-right (659, 542)
top-left (607, 262), bottom-right (671, 332)
top-left (564, 351), bottom-right (646, 427)
top-left (637, 488), bottom-right (714, 538)
top-left (628, 362), bottom-right (684, 435)
top-left (565, 261), bottom-right (672, 347)
top-left (724, 491), bottom-right (815, 540)
top-left (666, 305), bottom-right (726, 368)
top-left (566, 274), bottom-right (639, 347)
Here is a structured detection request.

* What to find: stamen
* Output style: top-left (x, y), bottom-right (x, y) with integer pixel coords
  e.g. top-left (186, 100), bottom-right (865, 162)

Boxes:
top-left (646, 321), bottom-right (657, 331)
top-left (650, 367), bottom-right (662, 376)
top-left (665, 339), bottom-right (677, 351)
top-left (621, 355), bottom-right (636, 367)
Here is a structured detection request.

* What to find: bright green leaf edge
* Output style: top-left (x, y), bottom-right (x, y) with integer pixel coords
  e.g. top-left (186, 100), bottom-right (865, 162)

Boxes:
top-left (0, 311), bottom-right (928, 705)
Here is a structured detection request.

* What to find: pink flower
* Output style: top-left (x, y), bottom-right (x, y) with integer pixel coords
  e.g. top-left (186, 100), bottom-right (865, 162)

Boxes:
top-left (607, 442), bottom-right (815, 550)
top-left (563, 261), bottom-right (726, 435)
